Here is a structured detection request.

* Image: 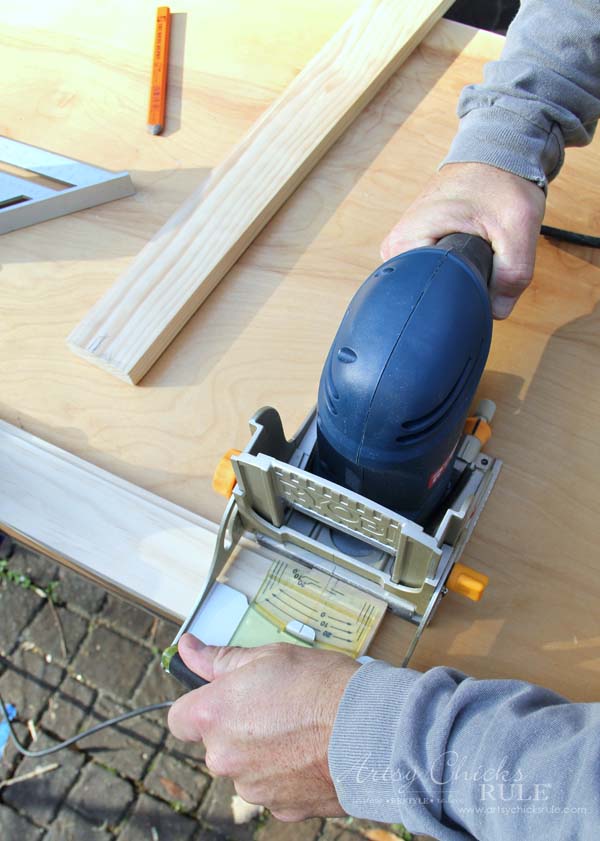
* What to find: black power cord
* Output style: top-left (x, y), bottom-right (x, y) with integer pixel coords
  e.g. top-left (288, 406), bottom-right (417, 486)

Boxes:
top-left (540, 225), bottom-right (600, 249)
top-left (0, 693), bottom-right (173, 758)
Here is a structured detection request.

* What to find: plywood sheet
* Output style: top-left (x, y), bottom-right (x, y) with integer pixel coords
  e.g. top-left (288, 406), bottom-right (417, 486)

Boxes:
top-left (2, 5), bottom-right (600, 697)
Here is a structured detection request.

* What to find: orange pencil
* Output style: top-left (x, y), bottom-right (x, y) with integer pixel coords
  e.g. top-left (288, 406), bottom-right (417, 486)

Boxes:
top-left (147, 6), bottom-right (171, 135)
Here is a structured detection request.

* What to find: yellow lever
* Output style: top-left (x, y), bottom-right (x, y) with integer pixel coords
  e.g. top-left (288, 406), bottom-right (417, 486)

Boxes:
top-left (447, 562), bottom-right (489, 602)
top-left (212, 449), bottom-right (241, 499)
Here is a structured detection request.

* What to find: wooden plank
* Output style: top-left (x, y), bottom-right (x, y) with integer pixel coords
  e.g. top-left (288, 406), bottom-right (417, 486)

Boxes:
top-left (66, 0), bottom-right (452, 383)
top-left (0, 419), bottom-right (269, 622)
top-left (0, 420), bottom-right (386, 657)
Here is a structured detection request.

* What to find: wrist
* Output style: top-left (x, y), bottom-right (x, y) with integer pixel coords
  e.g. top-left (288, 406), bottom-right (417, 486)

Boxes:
top-left (328, 660), bottom-right (422, 821)
top-left (441, 107), bottom-right (565, 192)
top-left (315, 656), bottom-right (361, 782)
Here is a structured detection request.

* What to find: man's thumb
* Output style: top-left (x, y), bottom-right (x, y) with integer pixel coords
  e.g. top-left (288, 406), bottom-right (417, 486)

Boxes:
top-left (178, 633), bottom-right (271, 681)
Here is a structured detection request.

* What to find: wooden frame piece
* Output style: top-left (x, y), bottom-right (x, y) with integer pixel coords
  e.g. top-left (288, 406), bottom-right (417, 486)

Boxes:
top-left (67, 0), bottom-right (452, 383)
top-left (0, 420), bottom-right (386, 660)
top-left (0, 420), bottom-right (268, 621)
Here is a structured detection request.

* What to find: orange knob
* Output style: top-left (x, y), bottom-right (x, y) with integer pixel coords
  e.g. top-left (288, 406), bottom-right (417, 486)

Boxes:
top-left (212, 449), bottom-right (241, 498)
top-left (447, 562), bottom-right (489, 602)
top-left (463, 416), bottom-right (492, 446)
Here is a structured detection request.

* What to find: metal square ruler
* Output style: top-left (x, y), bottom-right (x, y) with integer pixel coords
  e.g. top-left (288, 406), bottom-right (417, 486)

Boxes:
top-left (0, 136), bottom-right (134, 234)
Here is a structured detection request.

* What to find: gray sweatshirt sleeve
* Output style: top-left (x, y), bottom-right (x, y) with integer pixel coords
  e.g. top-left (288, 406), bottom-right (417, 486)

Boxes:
top-left (328, 660), bottom-right (599, 840)
top-left (442, 0), bottom-right (600, 188)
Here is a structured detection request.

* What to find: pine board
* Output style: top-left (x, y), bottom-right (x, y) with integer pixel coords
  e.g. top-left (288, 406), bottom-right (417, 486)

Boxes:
top-left (66, 0), bottom-right (452, 383)
top-left (0, 419), bottom-right (265, 621)
top-left (0, 419), bottom-right (386, 660)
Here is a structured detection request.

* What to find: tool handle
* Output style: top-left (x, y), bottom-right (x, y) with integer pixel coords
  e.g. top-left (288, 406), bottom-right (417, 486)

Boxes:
top-left (169, 651), bottom-right (209, 690)
top-left (436, 233), bottom-right (493, 287)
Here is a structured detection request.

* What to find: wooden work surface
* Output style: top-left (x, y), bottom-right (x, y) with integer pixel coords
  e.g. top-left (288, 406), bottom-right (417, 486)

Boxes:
top-left (2, 2), bottom-right (600, 700)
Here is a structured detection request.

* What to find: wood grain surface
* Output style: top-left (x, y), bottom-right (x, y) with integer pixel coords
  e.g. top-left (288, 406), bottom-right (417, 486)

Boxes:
top-left (0, 420), bottom-right (218, 619)
top-left (2, 2), bottom-right (600, 699)
top-left (67, 0), bottom-right (452, 383)
top-left (0, 418), bottom-right (386, 657)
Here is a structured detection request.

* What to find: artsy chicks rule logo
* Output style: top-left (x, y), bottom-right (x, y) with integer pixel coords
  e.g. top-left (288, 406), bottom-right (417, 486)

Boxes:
top-left (335, 751), bottom-right (552, 804)
top-left (430, 751), bottom-right (550, 804)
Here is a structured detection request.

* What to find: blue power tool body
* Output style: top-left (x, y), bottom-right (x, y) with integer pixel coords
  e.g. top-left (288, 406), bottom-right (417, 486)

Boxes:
top-left (166, 235), bottom-right (499, 689)
top-left (316, 233), bottom-right (494, 524)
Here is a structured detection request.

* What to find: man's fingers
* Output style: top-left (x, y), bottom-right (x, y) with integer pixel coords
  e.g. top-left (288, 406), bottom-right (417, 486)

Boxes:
top-left (170, 639), bottom-right (297, 743)
top-left (489, 229), bottom-right (538, 319)
top-left (379, 193), bottom-right (488, 263)
top-left (168, 684), bottom-right (210, 742)
top-left (177, 633), bottom-right (210, 674)
top-left (177, 634), bottom-right (250, 683)
top-left (169, 636), bottom-right (255, 742)
top-left (380, 208), bottom-right (454, 261)
top-left (378, 164), bottom-right (545, 319)
top-left (381, 217), bottom-right (538, 320)
top-left (178, 635), bottom-right (283, 682)
top-left (380, 232), bottom-right (436, 261)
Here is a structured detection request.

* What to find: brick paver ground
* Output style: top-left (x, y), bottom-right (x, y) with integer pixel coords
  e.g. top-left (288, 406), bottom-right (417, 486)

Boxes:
top-left (0, 542), bottom-right (432, 841)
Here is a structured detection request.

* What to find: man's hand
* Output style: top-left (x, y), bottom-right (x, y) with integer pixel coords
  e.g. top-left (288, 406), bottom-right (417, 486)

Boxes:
top-left (380, 162), bottom-right (546, 319)
top-left (168, 634), bottom-right (359, 821)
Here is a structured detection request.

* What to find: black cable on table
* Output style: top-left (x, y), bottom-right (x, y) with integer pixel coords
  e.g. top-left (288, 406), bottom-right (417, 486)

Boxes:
top-left (0, 693), bottom-right (173, 758)
top-left (540, 224), bottom-right (600, 249)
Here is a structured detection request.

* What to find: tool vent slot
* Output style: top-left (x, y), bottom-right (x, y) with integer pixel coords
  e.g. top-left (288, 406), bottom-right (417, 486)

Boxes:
top-left (323, 356), bottom-right (340, 415)
top-left (396, 351), bottom-right (476, 441)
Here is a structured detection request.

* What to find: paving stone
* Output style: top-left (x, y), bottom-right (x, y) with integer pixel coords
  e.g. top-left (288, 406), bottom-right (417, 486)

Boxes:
top-left (145, 753), bottom-right (210, 812)
top-left (82, 694), bottom-right (163, 779)
top-left (8, 547), bottom-right (59, 588)
top-left (323, 817), bottom-right (384, 837)
top-left (0, 647), bottom-right (64, 722)
top-left (197, 776), bottom-right (257, 841)
top-left (44, 806), bottom-right (113, 840)
top-left (0, 803), bottom-right (43, 839)
top-left (69, 762), bottom-right (134, 827)
top-left (3, 735), bottom-right (85, 825)
top-left (319, 823), bottom-right (364, 841)
top-left (118, 793), bottom-right (198, 841)
top-left (0, 532), bottom-right (15, 560)
top-left (0, 582), bottom-right (43, 656)
top-left (24, 603), bottom-right (88, 664)
top-left (71, 625), bottom-right (152, 697)
top-left (0, 720), bottom-right (30, 784)
top-left (40, 675), bottom-right (96, 740)
top-left (321, 818), bottom-right (364, 841)
top-left (100, 595), bottom-right (155, 639)
top-left (165, 731), bottom-right (207, 766)
top-left (132, 658), bottom-right (180, 721)
top-left (57, 567), bottom-right (106, 615)
top-left (152, 618), bottom-right (180, 653)
top-left (324, 817), bottom-right (414, 840)
top-left (192, 828), bottom-right (225, 841)
top-left (256, 815), bottom-right (322, 841)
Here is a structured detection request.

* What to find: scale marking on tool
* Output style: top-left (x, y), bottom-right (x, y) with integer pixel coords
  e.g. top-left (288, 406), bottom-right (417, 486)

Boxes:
top-left (252, 559), bottom-right (381, 657)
